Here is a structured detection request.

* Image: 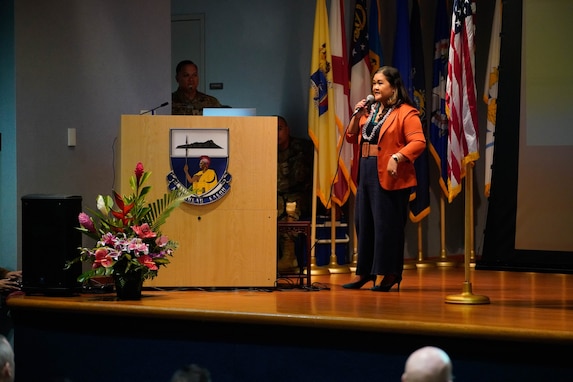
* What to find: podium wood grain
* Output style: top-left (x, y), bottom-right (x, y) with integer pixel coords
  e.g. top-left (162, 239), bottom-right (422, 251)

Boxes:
top-left (118, 115), bottom-right (277, 288)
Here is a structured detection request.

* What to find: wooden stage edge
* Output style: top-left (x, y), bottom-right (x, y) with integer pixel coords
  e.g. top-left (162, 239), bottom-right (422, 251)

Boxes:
top-left (9, 264), bottom-right (573, 346)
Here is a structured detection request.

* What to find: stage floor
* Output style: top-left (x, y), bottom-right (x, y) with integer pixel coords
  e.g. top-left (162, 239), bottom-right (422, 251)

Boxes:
top-left (11, 263), bottom-right (573, 345)
top-left (9, 263), bottom-right (573, 381)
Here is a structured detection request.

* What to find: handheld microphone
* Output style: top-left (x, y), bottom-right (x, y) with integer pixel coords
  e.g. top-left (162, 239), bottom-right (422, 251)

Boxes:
top-left (351, 95), bottom-right (375, 117)
top-left (140, 101), bottom-right (169, 115)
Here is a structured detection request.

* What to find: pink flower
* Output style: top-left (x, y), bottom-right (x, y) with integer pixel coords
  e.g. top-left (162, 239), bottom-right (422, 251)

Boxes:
top-left (78, 212), bottom-right (95, 233)
top-left (127, 238), bottom-right (149, 254)
top-left (137, 255), bottom-right (158, 270)
top-left (155, 235), bottom-right (169, 247)
top-left (135, 162), bottom-right (144, 184)
top-left (132, 223), bottom-right (157, 239)
top-left (100, 232), bottom-right (118, 246)
top-left (93, 248), bottom-right (114, 268)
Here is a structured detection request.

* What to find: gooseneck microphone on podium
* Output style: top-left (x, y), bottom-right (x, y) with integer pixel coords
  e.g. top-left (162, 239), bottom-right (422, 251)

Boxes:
top-left (140, 101), bottom-right (169, 115)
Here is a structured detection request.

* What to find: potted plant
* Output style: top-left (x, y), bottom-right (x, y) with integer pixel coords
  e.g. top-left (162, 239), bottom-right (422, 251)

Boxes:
top-left (65, 162), bottom-right (189, 299)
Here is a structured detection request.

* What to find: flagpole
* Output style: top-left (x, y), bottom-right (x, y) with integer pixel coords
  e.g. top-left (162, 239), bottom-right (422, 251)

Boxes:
top-left (403, 210), bottom-right (417, 270)
top-left (435, 195), bottom-right (457, 267)
top-left (470, 163), bottom-right (476, 267)
top-left (308, 0), bottom-right (333, 277)
top-left (415, 223), bottom-right (435, 269)
top-left (445, 163), bottom-right (489, 304)
top-left (348, 195), bottom-right (357, 272)
top-left (309, 150), bottom-right (329, 276)
top-left (327, 204), bottom-right (350, 274)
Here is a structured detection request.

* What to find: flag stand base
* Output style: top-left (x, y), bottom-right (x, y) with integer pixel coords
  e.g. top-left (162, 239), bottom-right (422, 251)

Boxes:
top-left (445, 281), bottom-right (490, 304)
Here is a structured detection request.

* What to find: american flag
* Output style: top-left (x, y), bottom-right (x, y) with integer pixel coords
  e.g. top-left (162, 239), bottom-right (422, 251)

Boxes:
top-left (446, 0), bottom-right (479, 203)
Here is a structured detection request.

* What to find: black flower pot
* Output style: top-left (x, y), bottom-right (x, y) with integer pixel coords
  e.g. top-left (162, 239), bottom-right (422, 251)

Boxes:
top-left (113, 270), bottom-right (144, 300)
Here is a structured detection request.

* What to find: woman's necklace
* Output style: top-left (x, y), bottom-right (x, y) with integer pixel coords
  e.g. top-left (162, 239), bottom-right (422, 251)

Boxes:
top-left (362, 104), bottom-right (395, 141)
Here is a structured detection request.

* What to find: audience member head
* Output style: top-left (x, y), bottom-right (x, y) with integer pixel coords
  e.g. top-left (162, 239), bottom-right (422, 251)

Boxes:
top-left (402, 346), bottom-right (453, 382)
top-left (0, 334), bottom-right (14, 382)
top-left (277, 115), bottom-right (290, 151)
top-left (170, 363), bottom-right (211, 382)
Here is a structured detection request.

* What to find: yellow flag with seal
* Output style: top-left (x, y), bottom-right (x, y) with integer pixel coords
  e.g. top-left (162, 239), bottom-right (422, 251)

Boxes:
top-left (308, 0), bottom-right (336, 210)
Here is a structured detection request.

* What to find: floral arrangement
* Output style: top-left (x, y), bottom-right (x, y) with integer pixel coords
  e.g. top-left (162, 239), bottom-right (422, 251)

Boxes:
top-left (66, 162), bottom-right (188, 283)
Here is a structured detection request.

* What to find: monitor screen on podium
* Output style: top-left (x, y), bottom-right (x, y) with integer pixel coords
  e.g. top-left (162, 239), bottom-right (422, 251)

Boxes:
top-left (203, 108), bottom-right (256, 117)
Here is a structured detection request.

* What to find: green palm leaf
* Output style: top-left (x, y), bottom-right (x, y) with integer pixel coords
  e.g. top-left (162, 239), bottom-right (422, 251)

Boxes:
top-left (147, 188), bottom-right (191, 231)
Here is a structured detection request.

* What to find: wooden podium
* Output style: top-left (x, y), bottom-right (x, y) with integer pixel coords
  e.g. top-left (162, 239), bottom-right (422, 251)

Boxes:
top-left (117, 115), bottom-right (277, 288)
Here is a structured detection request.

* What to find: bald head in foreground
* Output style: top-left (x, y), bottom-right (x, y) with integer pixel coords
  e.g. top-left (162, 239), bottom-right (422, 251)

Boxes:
top-left (0, 334), bottom-right (14, 382)
top-left (402, 346), bottom-right (453, 382)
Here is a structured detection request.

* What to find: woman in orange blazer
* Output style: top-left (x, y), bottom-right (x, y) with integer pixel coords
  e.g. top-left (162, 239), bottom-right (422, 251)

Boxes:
top-left (343, 66), bottom-right (426, 292)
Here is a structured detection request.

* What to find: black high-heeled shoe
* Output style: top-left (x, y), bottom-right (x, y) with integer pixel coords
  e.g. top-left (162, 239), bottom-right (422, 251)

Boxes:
top-left (342, 275), bottom-right (377, 289)
top-left (371, 274), bottom-right (402, 292)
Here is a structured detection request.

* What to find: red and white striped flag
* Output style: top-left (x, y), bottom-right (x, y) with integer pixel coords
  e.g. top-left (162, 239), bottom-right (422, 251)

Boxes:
top-left (329, 0), bottom-right (353, 205)
top-left (446, 0), bottom-right (479, 203)
top-left (349, 0), bottom-right (371, 108)
top-left (349, 0), bottom-right (371, 186)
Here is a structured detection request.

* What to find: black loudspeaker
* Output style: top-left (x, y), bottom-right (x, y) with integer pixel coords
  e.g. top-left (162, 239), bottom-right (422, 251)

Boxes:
top-left (21, 194), bottom-right (82, 295)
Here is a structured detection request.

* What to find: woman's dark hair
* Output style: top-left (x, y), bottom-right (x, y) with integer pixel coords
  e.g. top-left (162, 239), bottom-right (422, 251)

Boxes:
top-left (375, 66), bottom-right (415, 107)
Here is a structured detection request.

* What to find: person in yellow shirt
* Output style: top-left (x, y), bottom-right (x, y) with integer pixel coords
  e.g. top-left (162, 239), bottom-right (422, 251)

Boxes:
top-left (183, 155), bottom-right (217, 195)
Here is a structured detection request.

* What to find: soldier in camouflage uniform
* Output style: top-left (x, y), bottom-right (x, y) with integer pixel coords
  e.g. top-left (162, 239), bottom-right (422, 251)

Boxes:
top-left (277, 116), bottom-right (314, 272)
top-left (171, 60), bottom-right (223, 115)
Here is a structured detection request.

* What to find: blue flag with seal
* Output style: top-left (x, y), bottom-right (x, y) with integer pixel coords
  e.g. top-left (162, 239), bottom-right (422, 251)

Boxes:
top-left (429, 0), bottom-right (450, 198)
top-left (409, 0), bottom-right (430, 222)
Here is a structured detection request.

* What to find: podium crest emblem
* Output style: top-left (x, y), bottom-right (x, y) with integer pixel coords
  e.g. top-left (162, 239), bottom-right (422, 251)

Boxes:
top-left (167, 129), bottom-right (232, 205)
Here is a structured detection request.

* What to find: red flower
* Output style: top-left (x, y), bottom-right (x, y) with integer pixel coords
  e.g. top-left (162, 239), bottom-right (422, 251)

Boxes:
top-left (132, 223), bottom-right (157, 239)
top-left (137, 254), bottom-right (158, 270)
top-left (110, 191), bottom-right (134, 227)
top-left (93, 248), bottom-right (114, 268)
top-left (135, 162), bottom-right (144, 184)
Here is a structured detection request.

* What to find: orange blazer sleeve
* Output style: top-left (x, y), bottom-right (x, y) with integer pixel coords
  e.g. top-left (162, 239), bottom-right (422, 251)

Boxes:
top-left (376, 104), bottom-right (426, 190)
top-left (345, 104), bottom-right (426, 191)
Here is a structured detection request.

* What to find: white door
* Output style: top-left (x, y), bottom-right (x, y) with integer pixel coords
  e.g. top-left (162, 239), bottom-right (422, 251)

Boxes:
top-left (171, 14), bottom-right (205, 93)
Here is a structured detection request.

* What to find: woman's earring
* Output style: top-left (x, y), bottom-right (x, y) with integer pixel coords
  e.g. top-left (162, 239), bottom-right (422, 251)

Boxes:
top-left (389, 91), bottom-right (397, 105)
